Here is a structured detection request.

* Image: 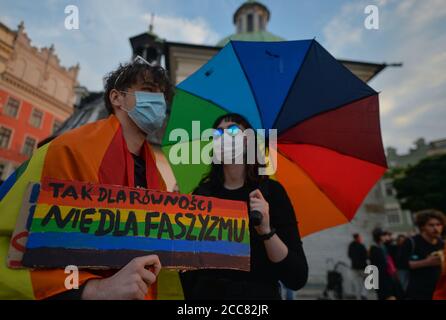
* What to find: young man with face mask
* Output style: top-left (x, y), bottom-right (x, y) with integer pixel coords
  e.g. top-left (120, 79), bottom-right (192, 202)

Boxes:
top-left (77, 58), bottom-right (174, 300)
top-left (0, 58), bottom-right (174, 300)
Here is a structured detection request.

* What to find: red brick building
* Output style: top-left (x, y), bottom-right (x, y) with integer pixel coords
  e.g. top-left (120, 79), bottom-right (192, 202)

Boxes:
top-left (0, 21), bottom-right (79, 182)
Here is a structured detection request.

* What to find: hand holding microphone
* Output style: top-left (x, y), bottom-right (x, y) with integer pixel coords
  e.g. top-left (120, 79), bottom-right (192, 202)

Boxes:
top-left (249, 189), bottom-right (271, 235)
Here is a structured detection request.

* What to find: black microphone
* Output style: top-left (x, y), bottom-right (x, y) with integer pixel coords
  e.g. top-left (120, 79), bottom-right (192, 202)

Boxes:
top-left (249, 210), bottom-right (263, 227)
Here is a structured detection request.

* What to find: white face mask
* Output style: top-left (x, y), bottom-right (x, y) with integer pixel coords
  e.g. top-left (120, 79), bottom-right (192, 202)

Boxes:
top-left (213, 132), bottom-right (245, 164)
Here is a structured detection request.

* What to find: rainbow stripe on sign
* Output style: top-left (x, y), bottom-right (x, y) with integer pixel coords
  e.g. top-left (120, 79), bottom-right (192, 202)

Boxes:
top-left (22, 178), bottom-right (250, 271)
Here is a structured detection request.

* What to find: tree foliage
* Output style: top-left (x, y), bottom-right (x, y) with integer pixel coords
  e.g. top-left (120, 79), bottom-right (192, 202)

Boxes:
top-left (393, 154), bottom-right (446, 213)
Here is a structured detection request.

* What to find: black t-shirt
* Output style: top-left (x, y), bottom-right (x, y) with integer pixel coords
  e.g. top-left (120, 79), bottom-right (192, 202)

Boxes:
top-left (179, 179), bottom-right (308, 300)
top-left (132, 153), bottom-right (147, 188)
top-left (348, 241), bottom-right (368, 270)
top-left (400, 234), bottom-right (444, 300)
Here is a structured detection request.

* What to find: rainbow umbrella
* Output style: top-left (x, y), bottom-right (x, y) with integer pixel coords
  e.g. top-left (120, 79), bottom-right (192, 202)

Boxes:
top-left (162, 40), bottom-right (387, 237)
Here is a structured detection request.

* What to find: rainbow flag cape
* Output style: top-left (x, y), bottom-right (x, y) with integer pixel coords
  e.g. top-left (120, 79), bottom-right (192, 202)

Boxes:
top-left (0, 115), bottom-right (183, 299)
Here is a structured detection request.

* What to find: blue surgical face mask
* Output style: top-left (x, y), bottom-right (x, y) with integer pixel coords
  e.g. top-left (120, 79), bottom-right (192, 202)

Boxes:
top-left (122, 91), bottom-right (167, 135)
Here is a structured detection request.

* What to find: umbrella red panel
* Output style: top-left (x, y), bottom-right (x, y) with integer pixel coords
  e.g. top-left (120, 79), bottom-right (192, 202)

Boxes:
top-left (278, 94), bottom-right (386, 167)
top-left (278, 143), bottom-right (386, 220)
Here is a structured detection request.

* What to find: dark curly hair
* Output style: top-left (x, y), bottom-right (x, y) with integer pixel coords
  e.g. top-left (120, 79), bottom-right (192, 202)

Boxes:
top-left (103, 60), bottom-right (174, 114)
top-left (414, 209), bottom-right (446, 229)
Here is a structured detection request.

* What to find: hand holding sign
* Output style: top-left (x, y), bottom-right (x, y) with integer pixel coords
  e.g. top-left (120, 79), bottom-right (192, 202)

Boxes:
top-left (249, 189), bottom-right (271, 235)
top-left (82, 255), bottom-right (161, 300)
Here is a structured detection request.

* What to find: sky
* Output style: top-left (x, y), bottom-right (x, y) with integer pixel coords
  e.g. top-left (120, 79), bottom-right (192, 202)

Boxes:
top-left (0, 0), bottom-right (445, 153)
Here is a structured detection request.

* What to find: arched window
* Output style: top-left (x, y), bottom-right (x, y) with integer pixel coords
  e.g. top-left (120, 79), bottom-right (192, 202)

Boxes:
top-left (258, 15), bottom-right (265, 31)
top-left (247, 13), bottom-right (254, 32)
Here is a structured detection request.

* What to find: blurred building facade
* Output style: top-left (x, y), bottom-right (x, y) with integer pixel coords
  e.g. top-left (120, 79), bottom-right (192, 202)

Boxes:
top-left (428, 138), bottom-right (446, 157)
top-left (0, 21), bottom-right (79, 182)
top-left (380, 137), bottom-right (446, 234)
top-left (387, 137), bottom-right (446, 167)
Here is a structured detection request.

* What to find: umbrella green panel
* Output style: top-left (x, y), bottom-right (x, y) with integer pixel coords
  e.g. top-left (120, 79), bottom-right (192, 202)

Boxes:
top-left (162, 89), bottom-right (228, 194)
top-left (162, 140), bottom-right (214, 194)
top-left (162, 89), bottom-right (227, 147)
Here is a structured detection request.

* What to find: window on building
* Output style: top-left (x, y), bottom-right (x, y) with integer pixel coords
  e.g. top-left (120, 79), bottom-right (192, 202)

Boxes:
top-left (386, 208), bottom-right (402, 226)
top-left (434, 140), bottom-right (446, 148)
top-left (30, 109), bottom-right (43, 128)
top-left (3, 97), bottom-right (20, 118)
top-left (52, 119), bottom-right (63, 134)
top-left (22, 137), bottom-right (36, 157)
top-left (247, 14), bottom-right (254, 32)
top-left (258, 15), bottom-right (264, 31)
top-left (384, 181), bottom-right (396, 197)
top-left (373, 183), bottom-right (383, 199)
top-left (365, 203), bottom-right (385, 214)
top-left (0, 127), bottom-right (12, 149)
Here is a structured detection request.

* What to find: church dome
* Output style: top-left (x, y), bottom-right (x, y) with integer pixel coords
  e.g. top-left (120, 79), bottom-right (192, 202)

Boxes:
top-left (216, 0), bottom-right (285, 47)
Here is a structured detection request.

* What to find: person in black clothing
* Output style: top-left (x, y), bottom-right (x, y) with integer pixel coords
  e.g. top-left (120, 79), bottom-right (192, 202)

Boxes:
top-left (369, 228), bottom-right (403, 300)
top-left (384, 231), bottom-right (399, 262)
top-left (399, 210), bottom-right (445, 300)
top-left (394, 234), bottom-right (409, 291)
top-left (348, 233), bottom-right (368, 299)
top-left (180, 113), bottom-right (308, 300)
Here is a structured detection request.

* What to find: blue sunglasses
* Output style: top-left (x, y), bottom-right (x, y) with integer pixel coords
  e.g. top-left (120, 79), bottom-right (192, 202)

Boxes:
top-left (213, 124), bottom-right (242, 138)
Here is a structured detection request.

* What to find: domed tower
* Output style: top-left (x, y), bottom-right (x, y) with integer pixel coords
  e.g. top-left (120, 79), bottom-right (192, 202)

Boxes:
top-left (217, 0), bottom-right (285, 47)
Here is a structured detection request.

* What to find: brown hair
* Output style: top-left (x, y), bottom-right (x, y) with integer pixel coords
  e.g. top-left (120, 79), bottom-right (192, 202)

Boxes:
top-left (414, 209), bottom-right (446, 228)
top-left (103, 61), bottom-right (174, 114)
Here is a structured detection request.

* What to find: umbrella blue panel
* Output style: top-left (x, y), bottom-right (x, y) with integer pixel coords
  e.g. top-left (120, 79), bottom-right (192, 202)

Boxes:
top-left (232, 40), bottom-right (312, 129)
top-left (177, 43), bottom-right (261, 129)
top-left (274, 40), bottom-right (377, 133)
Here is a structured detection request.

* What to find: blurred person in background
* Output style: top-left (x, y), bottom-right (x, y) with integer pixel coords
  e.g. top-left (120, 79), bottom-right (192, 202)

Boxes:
top-left (348, 233), bottom-right (368, 300)
top-left (384, 231), bottom-right (398, 262)
top-left (369, 228), bottom-right (403, 300)
top-left (400, 210), bottom-right (445, 300)
top-left (394, 234), bottom-right (409, 291)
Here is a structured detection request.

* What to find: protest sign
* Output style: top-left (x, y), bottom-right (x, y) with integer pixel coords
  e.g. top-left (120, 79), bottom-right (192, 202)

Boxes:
top-left (19, 178), bottom-right (250, 271)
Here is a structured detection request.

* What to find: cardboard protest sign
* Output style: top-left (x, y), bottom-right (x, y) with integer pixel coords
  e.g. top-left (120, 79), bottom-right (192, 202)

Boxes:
top-left (20, 178), bottom-right (250, 271)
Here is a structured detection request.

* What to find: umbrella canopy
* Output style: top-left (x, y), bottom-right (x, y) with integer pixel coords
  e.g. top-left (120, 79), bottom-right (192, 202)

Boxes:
top-left (162, 39), bottom-right (387, 237)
